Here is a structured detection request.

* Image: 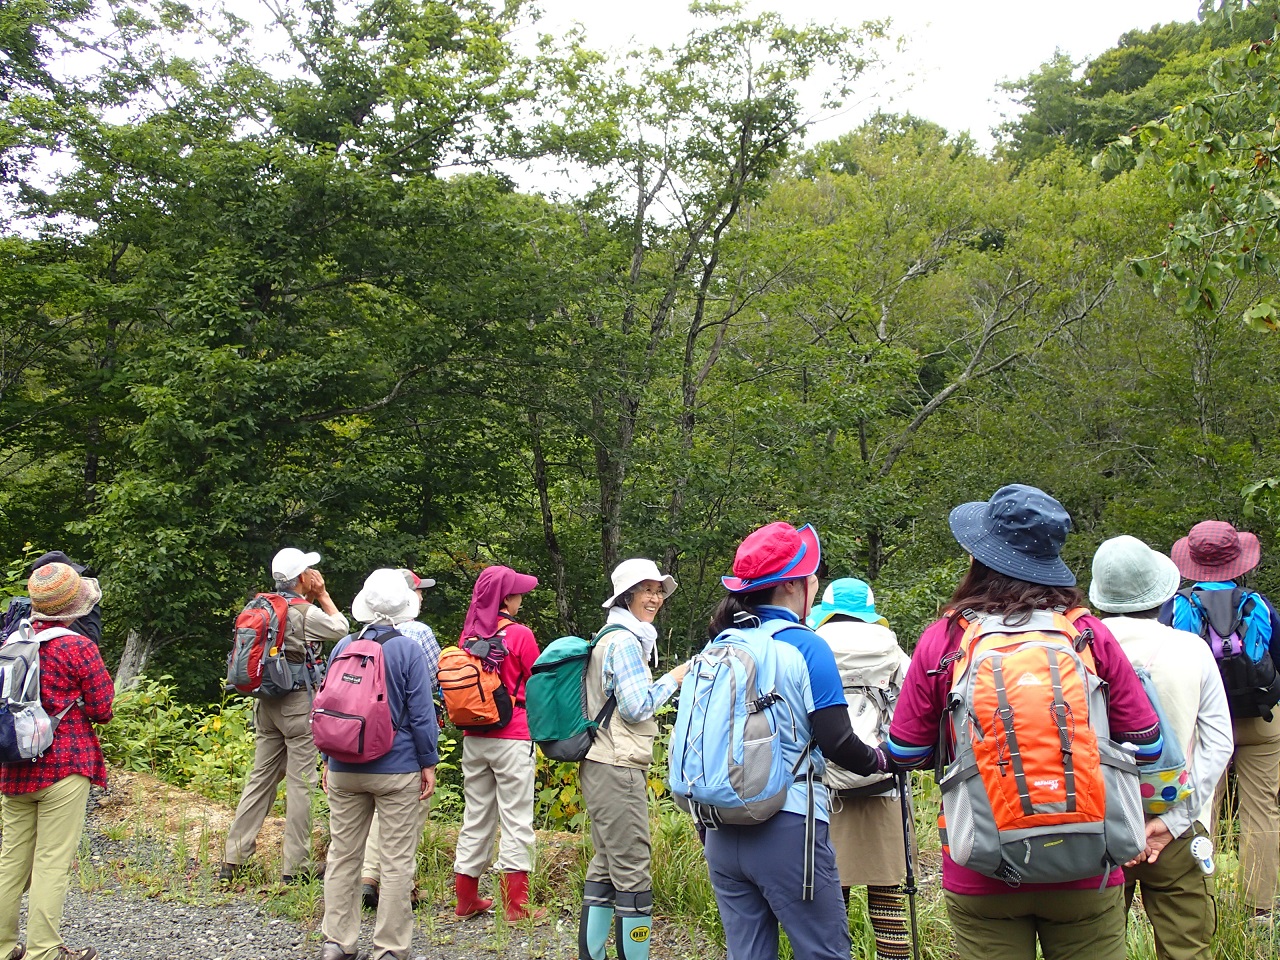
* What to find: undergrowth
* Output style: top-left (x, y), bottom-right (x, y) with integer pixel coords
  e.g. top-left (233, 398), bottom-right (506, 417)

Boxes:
top-left (91, 678), bottom-right (1280, 959)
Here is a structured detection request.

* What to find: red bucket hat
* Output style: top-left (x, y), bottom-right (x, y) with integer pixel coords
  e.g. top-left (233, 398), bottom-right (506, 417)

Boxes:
top-left (1171, 520), bottom-right (1261, 582)
top-left (722, 522), bottom-right (822, 594)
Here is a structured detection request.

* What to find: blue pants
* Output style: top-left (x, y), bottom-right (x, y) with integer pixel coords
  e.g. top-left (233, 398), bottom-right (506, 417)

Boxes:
top-left (703, 812), bottom-right (850, 960)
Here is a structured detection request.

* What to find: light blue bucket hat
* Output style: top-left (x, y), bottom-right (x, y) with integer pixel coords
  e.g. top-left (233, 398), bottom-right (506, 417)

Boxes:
top-left (807, 578), bottom-right (888, 629)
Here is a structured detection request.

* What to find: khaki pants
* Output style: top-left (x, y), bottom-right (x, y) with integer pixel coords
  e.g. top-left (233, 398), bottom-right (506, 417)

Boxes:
top-left (1213, 713), bottom-right (1280, 911)
top-left (452, 737), bottom-right (536, 875)
top-left (361, 799), bottom-right (431, 882)
top-left (222, 690), bottom-right (318, 876)
top-left (581, 759), bottom-right (651, 893)
top-left (0, 775), bottom-right (92, 960)
top-left (944, 885), bottom-right (1127, 960)
top-left (323, 771), bottom-right (421, 960)
top-left (1123, 824), bottom-right (1216, 960)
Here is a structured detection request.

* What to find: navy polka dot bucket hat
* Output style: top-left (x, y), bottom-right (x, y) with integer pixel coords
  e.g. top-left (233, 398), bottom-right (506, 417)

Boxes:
top-left (948, 484), bottom-right (1075, 587)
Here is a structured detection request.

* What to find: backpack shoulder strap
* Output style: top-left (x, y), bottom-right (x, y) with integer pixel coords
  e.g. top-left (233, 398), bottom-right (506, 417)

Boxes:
top-left (32, 626), bottom-right (77, 643)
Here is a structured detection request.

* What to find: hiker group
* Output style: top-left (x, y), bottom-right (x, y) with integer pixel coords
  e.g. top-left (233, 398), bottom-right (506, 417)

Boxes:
top-left (1, 484), bottom-right (1279, 960)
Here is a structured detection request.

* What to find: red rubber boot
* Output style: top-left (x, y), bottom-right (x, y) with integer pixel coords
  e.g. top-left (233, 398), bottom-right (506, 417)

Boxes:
top-left (500, 871), bottom-right (547, 921)
top-left (454, 872), bottom-right (493, 917)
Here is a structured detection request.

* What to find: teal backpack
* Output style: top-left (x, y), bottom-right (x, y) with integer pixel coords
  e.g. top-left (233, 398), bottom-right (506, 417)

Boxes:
top-left (526, 624), bottom-right (627, 762)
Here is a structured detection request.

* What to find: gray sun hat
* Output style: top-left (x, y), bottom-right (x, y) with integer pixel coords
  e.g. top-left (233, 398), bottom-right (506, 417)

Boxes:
top-left (1089, 535), bottom-right (1181, 614)
top-left (948, 484), bottom-right (1076, 587)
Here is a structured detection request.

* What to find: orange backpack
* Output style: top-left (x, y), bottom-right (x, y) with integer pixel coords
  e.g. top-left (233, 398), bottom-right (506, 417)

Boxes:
top-left (437, 619), bottom-right (515, 731)
top-left (937, 607), bottom-right (1144, 885)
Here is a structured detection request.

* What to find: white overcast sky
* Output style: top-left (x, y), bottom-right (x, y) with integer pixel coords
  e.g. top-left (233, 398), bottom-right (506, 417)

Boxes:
top-left (510, 0), bottom-right (1204, 150)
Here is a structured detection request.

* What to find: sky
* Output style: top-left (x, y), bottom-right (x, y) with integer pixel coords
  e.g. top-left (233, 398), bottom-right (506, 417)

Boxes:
top-left (510, 0), bottom-right (1205, 150)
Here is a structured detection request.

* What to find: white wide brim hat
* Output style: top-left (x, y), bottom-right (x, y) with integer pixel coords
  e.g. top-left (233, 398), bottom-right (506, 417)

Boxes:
top-left (602, 558), bottom-right (677, 608)
top-left (353, 568), bottom-right (421, 624)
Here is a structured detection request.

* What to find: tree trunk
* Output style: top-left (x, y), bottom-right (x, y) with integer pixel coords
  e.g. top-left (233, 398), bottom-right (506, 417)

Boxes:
top-left (529, 413), bottom-right (574, 635)
top-left (114, 628), bottom-right (156, 692)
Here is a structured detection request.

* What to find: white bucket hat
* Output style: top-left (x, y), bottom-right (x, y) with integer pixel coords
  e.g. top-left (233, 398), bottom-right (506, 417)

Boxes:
top-left (1089, 535), bottom-right (1181, 614)
top-left (352, 568), bottom-right (421, 624)
top-left (602, 558), bottom-right (677, 609)
top-left (272, 546), bottom-right (321, 582)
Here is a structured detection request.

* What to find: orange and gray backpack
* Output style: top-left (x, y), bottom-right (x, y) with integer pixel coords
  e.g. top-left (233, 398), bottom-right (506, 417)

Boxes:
top-left (937, 607), bottom-right (1145, 886)
top-left (437, 619), bottom-right (515, 731)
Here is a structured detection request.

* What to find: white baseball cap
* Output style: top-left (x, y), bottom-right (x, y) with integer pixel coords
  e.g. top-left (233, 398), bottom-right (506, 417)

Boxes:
top-left (272, 547), bottom-right (321, 582)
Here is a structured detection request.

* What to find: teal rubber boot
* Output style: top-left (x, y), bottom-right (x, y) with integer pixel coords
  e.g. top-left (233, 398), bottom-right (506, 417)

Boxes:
top-left (615, 890), bottom-right (652, 960)
top-left (579, 880), bottom-right (615, 960)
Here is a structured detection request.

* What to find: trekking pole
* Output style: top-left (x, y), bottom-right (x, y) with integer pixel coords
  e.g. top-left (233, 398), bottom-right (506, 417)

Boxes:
top-left (896, 769), bottom-right (922, 960)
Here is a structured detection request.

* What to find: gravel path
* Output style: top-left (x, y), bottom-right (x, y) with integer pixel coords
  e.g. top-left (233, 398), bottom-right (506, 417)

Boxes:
top-left (55, 882), bottom-right (579, 960)
top-left (18, 785), bottom-right (703, 960)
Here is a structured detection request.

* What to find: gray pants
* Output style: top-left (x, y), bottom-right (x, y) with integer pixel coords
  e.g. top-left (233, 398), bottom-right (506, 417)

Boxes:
top-left (222, 690), bottom-right (318, 876)
top-left (323, 771), bottom-right (422, 960)
top-left (581, 759), bottom-right (651, 893)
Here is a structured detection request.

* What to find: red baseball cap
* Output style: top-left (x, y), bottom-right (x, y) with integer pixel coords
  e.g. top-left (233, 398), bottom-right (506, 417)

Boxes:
top-left (722, 522), bottom-right (822, 593)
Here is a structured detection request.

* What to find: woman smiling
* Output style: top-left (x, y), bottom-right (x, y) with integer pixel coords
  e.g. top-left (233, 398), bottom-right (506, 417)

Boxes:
top-left (577, 559), bottom-right (689, 960)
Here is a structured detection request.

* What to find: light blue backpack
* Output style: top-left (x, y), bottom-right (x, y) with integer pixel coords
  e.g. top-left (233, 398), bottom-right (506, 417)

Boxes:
top-left (668, 620), bottom-right (809, 827)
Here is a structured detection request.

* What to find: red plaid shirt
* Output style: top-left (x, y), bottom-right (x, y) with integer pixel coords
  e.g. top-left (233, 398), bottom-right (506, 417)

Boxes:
top-left (0, 621), bottom-right (114, 794)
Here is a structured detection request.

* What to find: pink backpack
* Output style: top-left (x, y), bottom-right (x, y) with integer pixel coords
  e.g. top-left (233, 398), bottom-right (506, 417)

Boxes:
top-left (310, 626), bottom-right (400, 764)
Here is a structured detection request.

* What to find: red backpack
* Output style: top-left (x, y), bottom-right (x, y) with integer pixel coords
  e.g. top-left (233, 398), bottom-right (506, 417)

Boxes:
top-left (225, 594), bottom-right (307, 698)
top-left (310, 626), bottom-right (402, 764)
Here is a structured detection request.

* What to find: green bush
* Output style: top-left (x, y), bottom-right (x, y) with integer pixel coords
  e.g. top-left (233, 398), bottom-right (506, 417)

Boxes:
top-left (100, 676), bottom-right (256, 804)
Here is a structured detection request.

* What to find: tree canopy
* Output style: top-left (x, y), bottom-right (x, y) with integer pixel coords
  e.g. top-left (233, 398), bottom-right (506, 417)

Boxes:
top-left (5, 0), bottom-right (1280, 699)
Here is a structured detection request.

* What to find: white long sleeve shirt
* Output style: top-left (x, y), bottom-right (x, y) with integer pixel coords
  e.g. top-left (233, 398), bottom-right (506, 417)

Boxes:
top-left (1102, 615), bottom-right (1234, 837)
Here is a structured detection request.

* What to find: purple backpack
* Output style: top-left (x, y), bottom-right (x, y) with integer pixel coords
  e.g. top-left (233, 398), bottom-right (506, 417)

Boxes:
top-left (310, 627), bottom-right (401, 764)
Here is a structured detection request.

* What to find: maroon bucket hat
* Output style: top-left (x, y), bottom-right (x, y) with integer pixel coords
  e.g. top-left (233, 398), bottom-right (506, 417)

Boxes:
top-left (1171, 520), bottom-right (1261, 582)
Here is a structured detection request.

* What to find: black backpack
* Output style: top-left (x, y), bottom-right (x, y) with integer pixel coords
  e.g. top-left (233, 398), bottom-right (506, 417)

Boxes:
top-left (1178, 586), bottom-right (1280, 721)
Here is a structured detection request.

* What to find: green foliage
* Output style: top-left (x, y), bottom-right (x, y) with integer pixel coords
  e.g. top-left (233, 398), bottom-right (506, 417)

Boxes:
top-left (1099, 7), bottom-right (1280, 329)
top-left (99, 677), bottom-right (256, 804)
top-left (998, 7), bottom-right (1276, 166)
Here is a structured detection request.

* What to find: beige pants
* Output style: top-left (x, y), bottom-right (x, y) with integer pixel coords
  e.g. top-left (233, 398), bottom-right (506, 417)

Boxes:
top-left (1214, 713), bottom-right (1280, 910)
top-left (323, 771), bottom-right (421, 960)
top-left (361, 799), bottom-right (432, 882)
top-left (0, 775), bottom-right (92, 960)
top-left (452, 737), bottom-right (537, 875)
top-left (222, 690), bottom-right (318, 876)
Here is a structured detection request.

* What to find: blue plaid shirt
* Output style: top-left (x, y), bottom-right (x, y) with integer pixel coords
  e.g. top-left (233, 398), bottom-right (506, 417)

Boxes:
top-left (399, 620), bottom-right (441, 689)
top-left (599, 628), bottom-right (680, 723)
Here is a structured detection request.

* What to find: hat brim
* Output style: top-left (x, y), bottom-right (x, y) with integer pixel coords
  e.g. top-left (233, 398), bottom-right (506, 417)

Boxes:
top-left (949, 501), bottom-right (1076, 587)
top-left (352, 587), bottom-right (420, 625)
top-left (413, 576), bottom-right (437, 590)
top-left (807, 602), bottom-right (885, 629)
top-left (602, 574), bottom-right (677, 609)
top-left (1089, 551), bottom-right (1182, 614)
top-left (506, 572), bottom-right (539, 596)
top-left (722, 524), bottom-right (822, 593)
top-left (35, 576), bottom-right (101, 621)
top-left (1171, 532), bottom-right (1261, 582)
